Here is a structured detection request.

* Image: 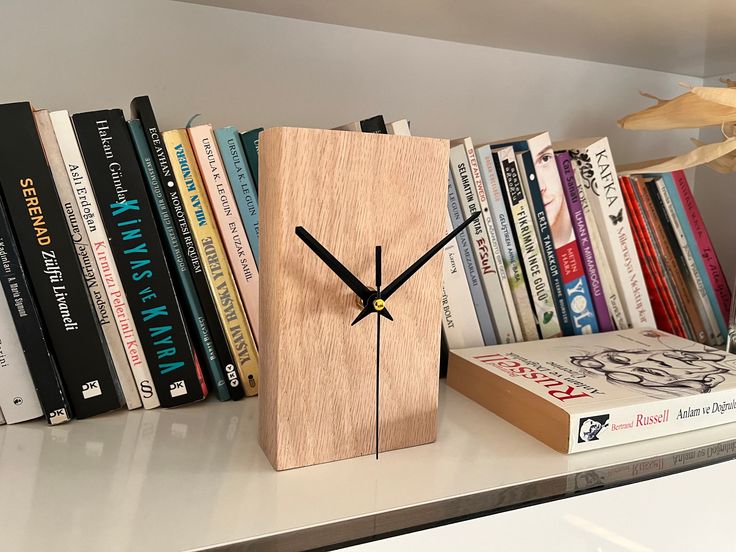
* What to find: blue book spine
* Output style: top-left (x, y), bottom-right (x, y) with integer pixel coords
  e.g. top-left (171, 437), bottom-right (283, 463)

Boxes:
top-left (518, 151), bottom-right (576, 336)
top-left (129, 120), bottom-right (230, 401)
top-left (447, 171), bottom-right (497, 345)
top-left (215, 127), bottom-right (260, 267)
top-left (660, 172), bottom-right (728, 338)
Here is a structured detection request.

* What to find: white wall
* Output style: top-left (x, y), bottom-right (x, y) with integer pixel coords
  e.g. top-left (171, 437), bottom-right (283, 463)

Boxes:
top-left (2, 0), bottom-right (698, 160)
top-left (695, 74), bottom-right (736, 288)
top-left (3, 0), bottom-right (724, 275)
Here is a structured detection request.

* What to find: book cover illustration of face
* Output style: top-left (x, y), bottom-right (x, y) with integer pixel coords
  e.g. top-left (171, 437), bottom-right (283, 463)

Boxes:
top-left (567, 331), bottom-right (736, 399)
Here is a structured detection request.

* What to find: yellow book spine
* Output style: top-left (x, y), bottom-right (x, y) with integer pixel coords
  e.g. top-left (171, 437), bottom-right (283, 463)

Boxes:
top-left (163, 129), bottom-right (259, 396)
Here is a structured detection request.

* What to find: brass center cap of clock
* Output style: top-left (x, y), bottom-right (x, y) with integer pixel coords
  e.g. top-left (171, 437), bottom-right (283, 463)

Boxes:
top-left (373, 298), bottom-right (385, 311)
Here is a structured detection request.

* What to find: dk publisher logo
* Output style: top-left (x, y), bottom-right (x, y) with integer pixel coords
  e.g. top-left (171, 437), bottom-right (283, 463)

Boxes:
top-left (82, 380), bottom-right (102, 399)
top-left (170, 380), bottom-right (187, 398)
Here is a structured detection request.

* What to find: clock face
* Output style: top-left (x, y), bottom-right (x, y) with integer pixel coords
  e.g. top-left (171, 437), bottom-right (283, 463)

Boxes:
top-left (295, 211), bottom-right (480, 459)
top-left (258, 127), bottom-right (450, 469)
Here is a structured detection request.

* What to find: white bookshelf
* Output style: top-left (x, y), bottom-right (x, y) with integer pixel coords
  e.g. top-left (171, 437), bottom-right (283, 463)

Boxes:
top-left (1, 0), bottom-right (735, 549)
top-left (3, 382), bottom-right (736, 551)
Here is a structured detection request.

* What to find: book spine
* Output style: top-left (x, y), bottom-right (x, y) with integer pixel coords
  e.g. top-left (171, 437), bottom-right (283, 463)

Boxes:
top-left (569, 386), bottom-right (736, 453)
top-left (164, 129), bottom-right (260, 397)
top-left (552, 152), bottom-right (600, 335)
top-left (240, 128), bottom-right (262, 192)
top-left (517, 150), bottom-right (575, 337)
top-left (655, 177), bottom-right (722, 345)
top-left (37, 110), bottom-right (139, 409)
top-left (129, 120), bottom-right (233, 402)
top-left (73, 109), bottom-right (207, 407)
top-left (441, 209), bottom-right (484, 349)
top-left (450, 144), bottom-right (515, 343)
top-left (495, 148), bottom-right (561, 339)
top-left (386, 119), bottom-right (411, 136)
top-left (482, 149), bottom-right (538, 341)
top-left (557, 152), bottom-right (613, 332)
top-left (661, 172), bottom-right (728, 340)
top-left (219, 129), bottom-right (261, 267)
top-left (50, 110), bottom-right (158, 408)
top-left (129, 96), bottom-right (242, 401)
top-left (359, 115), bottom-right (388, 134)
top-left (0, 263), bottom-right (44, 423)
top-left (568, 149), bottom-right (628, 330)
top-left (622, 177), bottom-right (685, 336)
top-left (583, 139), bottom-right (655, 327)
top-left (210, 126), bottom-right (261, 344)
top-left (630, 176), bottom-right (690, 337)
top-left (620, 177), bottom-right (685, 337)
top-left (671, 170), bottom-right (732, 324)
top-left (633, 178), bottom-right (703, 341)
top-left (0, 102), bottom-right (122, 418)
top-left (470, 143), bottom-right (522, 342)
top-left (447, 172), bottom-right (497, 345)
top-left (645, 180), bottom-right (709, 344)
top-left (0, 193), bottom-right (71, 423)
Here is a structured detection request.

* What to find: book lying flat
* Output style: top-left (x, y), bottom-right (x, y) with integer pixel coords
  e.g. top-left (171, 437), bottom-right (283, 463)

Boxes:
top-left (448, 328), bottom-right (736, 453)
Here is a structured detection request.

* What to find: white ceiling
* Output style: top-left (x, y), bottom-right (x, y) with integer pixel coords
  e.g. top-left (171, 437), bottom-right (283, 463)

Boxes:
top-left (177, 0), bottom-right (736, 78)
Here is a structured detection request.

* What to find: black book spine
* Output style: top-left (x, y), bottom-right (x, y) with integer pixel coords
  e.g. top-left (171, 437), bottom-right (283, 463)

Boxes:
top-left (73, 109), bottom-right (206, 407)
top-left (0, 193), bottom-right (72, 424)
top-left (518, 151), bottom-right (575, 336)
top-left (0, 102), bottom-right (122, 418)
top-left (130, 96), bottom-right (244, 401)
top-left (360, 115), bottom-right (387, 134)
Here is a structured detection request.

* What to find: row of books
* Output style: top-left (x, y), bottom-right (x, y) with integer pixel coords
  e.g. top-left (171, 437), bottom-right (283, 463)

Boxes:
top-left (0, 98), bottom-right (263, 425)
top-left (429, 130), bottom-right (731, 352)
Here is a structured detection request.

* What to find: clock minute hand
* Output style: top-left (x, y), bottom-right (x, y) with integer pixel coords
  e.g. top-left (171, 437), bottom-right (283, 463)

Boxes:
top-left (381, 211), bottom-right (481, 301)
top-left (295, 226), bottom-right (373, 301)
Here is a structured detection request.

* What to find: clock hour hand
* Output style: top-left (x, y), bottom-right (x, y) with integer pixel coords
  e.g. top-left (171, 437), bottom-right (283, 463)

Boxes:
top-left (381, 211), bottom-right (481, 301)
top-left (295, 226), bottom-right (374, 301)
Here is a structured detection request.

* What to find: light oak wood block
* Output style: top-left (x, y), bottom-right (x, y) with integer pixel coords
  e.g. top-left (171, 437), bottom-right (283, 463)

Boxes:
top-left (259, 127), bottom-right (449, 470)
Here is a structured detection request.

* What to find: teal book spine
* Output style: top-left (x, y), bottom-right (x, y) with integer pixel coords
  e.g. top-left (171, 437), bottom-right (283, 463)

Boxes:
top-left (659, 172), bottom-right (728, 339)
top-left (129, 120), bottom-right (230, 401)
top-left (215, 127), bottom-right (260, 266)
top-left (240, 127), bottom-right (262, 190)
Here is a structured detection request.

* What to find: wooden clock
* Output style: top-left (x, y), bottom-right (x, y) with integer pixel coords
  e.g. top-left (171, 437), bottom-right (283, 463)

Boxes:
top-left (259, 127), bottom-right (464, 470)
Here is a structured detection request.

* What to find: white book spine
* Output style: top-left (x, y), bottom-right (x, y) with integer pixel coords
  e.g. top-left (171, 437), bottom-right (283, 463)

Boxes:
top-left (0, 288), bottom-right (43, 423)
top-left (50, 110), bottom-right (160, 409)
top-left (467, 141), bottom-right (522, 342)
top-left (477, 145), bottom-right (538, 341)
top-left (441, 210), bottom-right (484, 349)
top-left (386, 119), bottom-right (411, 136)
top-left (450, 143), bottom-right (515, 344)
top-left (656, 179), bottom-right (722, 346)
top-left (583, 138), bottom-right (654, 328)
top-left (570, 159), bottom-right (628, 330)
top-left (569, 386), bottom-right (736, 453)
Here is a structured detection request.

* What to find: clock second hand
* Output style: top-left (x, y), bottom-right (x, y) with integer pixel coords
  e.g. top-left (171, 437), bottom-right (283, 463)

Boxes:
top-left (375, 245), bottom-right (381, 460)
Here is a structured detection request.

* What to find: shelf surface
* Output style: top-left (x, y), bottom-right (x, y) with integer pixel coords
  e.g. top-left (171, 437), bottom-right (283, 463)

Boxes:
top-left (2, 382), bottom-right (736, 551)
top-left (178, 0), bottom-right (736, 77)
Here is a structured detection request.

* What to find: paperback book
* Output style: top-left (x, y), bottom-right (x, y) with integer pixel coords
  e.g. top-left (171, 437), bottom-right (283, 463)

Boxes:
top-left (493, 147), bottom-right (561, 339)
top-left (129, 119), bottom-right (233, 402)
top-left (163, 129), bottom-right (260, 396)
top-left (50, 110), bottom-right (157, 409)
top-left (73, 109), bottom-right (207, 407)
top-left (448, 328), bottom-right (736, 453)
top-left (0, 193), bottom-right (71, 424)
top-left (129, 96), bottom-right (241, 401)
top-left (0, 102), bottom-right (123, 418)
top-left (36, 109), bottom-right (141, 410)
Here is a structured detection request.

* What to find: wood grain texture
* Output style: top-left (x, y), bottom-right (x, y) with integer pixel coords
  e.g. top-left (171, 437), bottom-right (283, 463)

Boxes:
top-left (259, 127), bottom-right (449, 470)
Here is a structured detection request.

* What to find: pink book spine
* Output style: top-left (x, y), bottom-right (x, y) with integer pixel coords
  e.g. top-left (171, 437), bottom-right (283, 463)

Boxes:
top-left (672, 170), bottom-right (731, 322)
top-left (187, 124), bottom-right (260, 346)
